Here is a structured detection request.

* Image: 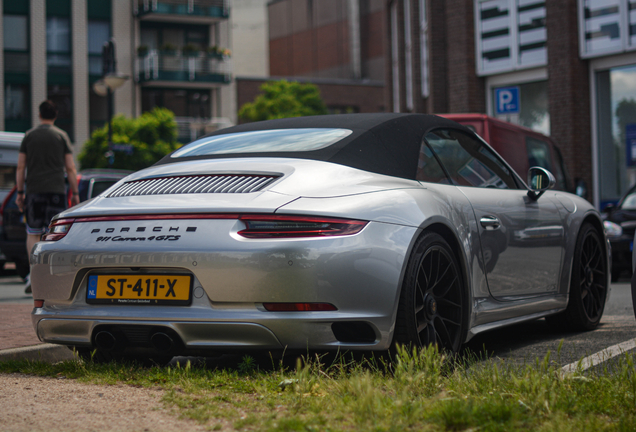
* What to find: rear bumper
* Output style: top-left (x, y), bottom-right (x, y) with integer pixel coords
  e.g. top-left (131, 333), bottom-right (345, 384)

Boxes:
top-left (32, 307), bottom-right (390, 353)
top-left (34, 317), bottom-right (286, 351)
top-left (30, 219), bottom-right (417, 353)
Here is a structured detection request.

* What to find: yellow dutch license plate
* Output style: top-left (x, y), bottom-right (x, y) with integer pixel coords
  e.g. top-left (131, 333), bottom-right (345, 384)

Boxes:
top-left (86, 274), bottom-right (192, 305)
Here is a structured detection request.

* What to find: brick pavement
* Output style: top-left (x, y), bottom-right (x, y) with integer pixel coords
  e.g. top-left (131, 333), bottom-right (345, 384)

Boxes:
top-left (0, 303), bottom-right (40, 350)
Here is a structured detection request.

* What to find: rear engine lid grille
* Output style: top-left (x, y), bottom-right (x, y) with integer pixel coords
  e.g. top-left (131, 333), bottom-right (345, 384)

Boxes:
top-left (107, 174), bottom-right (280, 197)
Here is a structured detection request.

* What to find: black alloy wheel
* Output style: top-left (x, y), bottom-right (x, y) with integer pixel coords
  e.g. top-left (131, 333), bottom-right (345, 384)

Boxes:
top-left (395, 232), bottom-right (466, 353)
top-left (546, 223), bottom-right (607, 331)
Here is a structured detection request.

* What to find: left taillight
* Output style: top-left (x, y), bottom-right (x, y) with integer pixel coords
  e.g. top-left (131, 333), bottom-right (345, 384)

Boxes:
top-left (237, 215), bottom-right (368, 239)
top-left (43, 218), bottom-right (75, 241)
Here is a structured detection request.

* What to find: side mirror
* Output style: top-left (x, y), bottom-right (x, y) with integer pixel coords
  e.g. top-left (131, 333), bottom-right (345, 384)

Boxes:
top-left (527, 166), bottom-right (556, 200)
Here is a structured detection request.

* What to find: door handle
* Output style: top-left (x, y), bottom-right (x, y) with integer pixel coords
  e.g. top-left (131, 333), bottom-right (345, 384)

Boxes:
top-left (480, 216), bottom-right (500, 230)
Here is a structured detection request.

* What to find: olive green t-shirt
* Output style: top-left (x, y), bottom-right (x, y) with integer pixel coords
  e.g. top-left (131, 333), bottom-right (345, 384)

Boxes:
top-left (19, 124), bottom-right (73, 195)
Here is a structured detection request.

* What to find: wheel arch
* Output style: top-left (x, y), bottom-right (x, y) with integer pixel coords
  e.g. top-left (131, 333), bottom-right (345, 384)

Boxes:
top-left (562, 211), bottom-right (608, 292)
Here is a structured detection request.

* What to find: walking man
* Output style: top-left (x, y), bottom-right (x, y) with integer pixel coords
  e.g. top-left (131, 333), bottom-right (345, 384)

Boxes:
top-left (16, 100), bottom-right (80, 293)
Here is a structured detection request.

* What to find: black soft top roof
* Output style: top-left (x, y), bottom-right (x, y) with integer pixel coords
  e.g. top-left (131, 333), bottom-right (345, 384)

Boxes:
top-left (156, 113), bottom-right (473, 180)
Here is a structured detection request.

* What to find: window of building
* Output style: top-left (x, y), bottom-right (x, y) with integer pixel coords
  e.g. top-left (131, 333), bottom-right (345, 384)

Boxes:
top-left (578, 0), bottom-right (636, 58)
top-left (475, 0), bottom-right (547, 75)
top-left (3, 15), bottom-right (28, 51)
top-left (595, 64), bottom-right (636, 207)
top-left (490, 79), bottom-right (549, 135)
top-left (4, 84), bottom-right (30, 132)
top-left (419, 0), bottom-right (429, 98)
top-left (3, 15), bottom-right (30, 74)
top-left (3, 12), bottom-right (30, 131)
top-left (2, 15), bottom-right (31, 74)
top-left (47, 16), bottom-right (71, 73)
top-left (88, 20), bottom-right (110, 76)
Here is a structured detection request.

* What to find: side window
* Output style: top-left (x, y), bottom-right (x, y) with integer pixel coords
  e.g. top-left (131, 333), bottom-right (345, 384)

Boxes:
top-left (526, 137), bottom-right (566, 191)
top-left (416, 141), bottom-right (451, 184)
top-left (424, 129), bottom-right (518, 189)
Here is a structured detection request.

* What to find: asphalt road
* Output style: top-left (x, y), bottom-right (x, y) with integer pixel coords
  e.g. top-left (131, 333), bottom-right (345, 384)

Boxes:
top-left (464, 279), bottom-right (636, 368)
top-left (0, 272), bottom-right (633, 369)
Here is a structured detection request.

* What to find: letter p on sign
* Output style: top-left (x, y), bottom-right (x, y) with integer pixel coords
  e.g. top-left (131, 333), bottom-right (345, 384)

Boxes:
top-left (495, 86), bottom-right (520, 115)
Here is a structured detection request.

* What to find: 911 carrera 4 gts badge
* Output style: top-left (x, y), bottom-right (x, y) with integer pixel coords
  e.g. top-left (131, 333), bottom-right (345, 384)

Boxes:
top-left (92, 226), bottom-right (197, 242)
top-left (95, 235), bottom-right (181, 242)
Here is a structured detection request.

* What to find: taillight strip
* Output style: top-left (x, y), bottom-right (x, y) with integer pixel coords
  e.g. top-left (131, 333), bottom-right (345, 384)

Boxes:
top-left (238, 215), bottom-right (367, 238)
top-left (44, 214), bottom-right (369, 241)
top-left (73, 214), bottom-right (241, 223)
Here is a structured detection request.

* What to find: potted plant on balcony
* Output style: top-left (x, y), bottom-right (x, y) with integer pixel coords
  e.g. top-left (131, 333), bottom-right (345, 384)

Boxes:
top-left (137, 45), bottom-right (149, 57)
top-left (206, 45), bottom-right (221, 59)
top-left (182, 43), bottom-right (200, 57)
top-left (160, 43), bottom-right (178, 56)
top-left (207, 46), bottom-right (231, 59)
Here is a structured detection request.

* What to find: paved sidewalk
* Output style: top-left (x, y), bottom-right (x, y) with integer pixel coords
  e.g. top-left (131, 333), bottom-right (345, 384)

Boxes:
top-left (0, 302), bottom-right (74, 362)
top-left (0, 303), bottom-right (39, 350)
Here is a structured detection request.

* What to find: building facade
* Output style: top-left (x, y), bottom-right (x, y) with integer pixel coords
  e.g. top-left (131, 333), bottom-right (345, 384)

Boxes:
top-left (387, 0), bottom-right (636, 210)
top-left (236, 0), bottom-right (386, 116)
top-left (1, 0), bottom-right (234, 159)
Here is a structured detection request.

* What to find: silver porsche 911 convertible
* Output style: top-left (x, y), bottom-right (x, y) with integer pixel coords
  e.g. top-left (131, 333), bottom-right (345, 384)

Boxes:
top-left (31, 114), bottom-right (609, 363)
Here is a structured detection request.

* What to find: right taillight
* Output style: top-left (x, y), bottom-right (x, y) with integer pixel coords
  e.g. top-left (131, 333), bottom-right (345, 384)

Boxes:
top-left (237, 215), bottom-right (368, 238)
top-left (43, 218), bottom-right (75, 241)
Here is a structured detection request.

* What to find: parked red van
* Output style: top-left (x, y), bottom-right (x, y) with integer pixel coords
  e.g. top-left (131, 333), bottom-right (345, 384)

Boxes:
top-left (440, 114), bottom-right (574, 194)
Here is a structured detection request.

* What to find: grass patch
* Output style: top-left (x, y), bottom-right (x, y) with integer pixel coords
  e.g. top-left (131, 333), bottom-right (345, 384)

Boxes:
top-left (1, 345), bottom-right (635, 431)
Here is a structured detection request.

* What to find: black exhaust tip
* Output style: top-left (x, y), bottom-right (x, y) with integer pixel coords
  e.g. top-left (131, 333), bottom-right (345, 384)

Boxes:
top-left (150, 332), bottom-right (174, 352)
top-left (94, 331), bottom-right (118, 351)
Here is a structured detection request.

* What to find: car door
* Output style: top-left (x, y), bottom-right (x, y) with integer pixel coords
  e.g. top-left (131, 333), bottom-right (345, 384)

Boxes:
top-left (423, 128), bottom-right (566, 299)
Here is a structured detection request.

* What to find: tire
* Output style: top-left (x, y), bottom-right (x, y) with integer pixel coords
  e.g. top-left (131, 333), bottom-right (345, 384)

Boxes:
top-left (546, 223), bottom-right (608, 331)
top-left (393, 232), bottom-right (467, 353)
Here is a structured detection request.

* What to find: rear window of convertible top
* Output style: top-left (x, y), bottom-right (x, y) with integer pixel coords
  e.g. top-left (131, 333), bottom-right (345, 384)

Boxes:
top-left (171, 128), bottom-right (353, 158)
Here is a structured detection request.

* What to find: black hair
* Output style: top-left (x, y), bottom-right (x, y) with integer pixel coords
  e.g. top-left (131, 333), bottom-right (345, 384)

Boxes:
top-left (39, 100), bottom-right (58, 120)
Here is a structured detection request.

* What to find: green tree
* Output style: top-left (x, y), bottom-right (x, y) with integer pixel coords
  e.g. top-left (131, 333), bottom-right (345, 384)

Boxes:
top-left (79, 107), bottom-right (180, 171)
top-left (238, 80), bottom-right (328, 122)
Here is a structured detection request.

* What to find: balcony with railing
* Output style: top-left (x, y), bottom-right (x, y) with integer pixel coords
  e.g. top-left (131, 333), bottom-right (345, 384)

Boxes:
top-left (137, 49), bottom-right (231, 84)
top-left (135, 0), bottom-right (229, 21)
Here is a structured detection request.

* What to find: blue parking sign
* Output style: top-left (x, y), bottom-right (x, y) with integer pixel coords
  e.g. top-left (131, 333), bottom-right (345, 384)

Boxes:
top-left (495, 87), bottom-right (520, 115)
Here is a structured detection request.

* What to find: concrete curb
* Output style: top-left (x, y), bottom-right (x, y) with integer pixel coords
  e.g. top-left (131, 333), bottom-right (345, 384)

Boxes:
top-left (0, 344), bottom-right (75, 363)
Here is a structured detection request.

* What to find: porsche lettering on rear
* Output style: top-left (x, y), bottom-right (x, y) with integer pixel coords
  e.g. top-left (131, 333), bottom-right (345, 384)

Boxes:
top-left (91, 226), bottom-right (197, 233)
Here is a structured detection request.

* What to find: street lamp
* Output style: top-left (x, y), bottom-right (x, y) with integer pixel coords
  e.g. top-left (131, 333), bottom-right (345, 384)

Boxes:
top-left (92, 39), bottom-right (129, 165)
